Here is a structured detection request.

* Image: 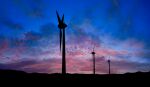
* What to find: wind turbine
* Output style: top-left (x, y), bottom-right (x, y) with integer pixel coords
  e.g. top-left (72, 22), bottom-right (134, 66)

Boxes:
top-left (91, 46), bottom-right (96, 74)
top-left (107, 57), bottom-right (111, 75)
top-left (56, 11), bottom-right (67, 74)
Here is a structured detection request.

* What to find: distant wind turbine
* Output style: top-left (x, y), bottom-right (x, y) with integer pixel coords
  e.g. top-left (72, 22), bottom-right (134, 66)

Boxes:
top-left (56, 11), bottom-right (67, 74)
top-left (108, 57), bottom-right (111, 75)
top-left (91, 45), bottom-right (96, 74)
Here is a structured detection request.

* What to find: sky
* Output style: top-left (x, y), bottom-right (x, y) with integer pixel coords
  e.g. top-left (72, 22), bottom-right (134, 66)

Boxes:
top-left (0, 0), bottom-right (150, 74)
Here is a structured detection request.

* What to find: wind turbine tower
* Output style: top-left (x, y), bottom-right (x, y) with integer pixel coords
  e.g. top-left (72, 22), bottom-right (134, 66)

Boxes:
top-left (91, 46), bottom-right (96, 74)
top-left (56, 11), bottom-right (67, 74)
top-left (108, 57), bottom-right (111, 75)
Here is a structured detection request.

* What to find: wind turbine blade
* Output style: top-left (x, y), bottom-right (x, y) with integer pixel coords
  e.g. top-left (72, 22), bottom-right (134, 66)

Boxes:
top-left (93, 47), bottom-right (94, 52)
top-left (93, 44), bottom-right (96, 52)
top-left (56, 11), bottom-right (61, 23)
top-left (62, 14), bottom-right (64, 22)
top-left (60, 29), bottom-right (62, 52)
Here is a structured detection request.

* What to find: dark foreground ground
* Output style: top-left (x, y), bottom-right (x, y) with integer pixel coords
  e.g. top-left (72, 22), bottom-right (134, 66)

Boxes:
top-left (0, 69), bottom-right (150, 82)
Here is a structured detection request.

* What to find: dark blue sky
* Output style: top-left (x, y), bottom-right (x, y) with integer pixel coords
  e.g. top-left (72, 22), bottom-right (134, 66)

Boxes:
top-left (0, 0), bottom-right (150, 74)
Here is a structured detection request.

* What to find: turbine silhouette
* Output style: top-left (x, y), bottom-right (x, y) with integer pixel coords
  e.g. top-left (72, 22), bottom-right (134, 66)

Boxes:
top-left (108, 57), bottom-right (111, 75)
top-left (56, 11), bottom-right (67, 74)
top-left (91, 45), bottom-right (96, 74)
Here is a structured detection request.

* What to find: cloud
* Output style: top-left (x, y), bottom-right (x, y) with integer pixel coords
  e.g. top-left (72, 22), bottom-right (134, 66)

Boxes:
top-left (111, 60), bottom-right (150, 73)
top-left (1, 55), bottom-right (149, 74)
top-left (40, 23), bottom-right (58, 38)
top-left (0, 0), bottom-right (150, 74)
top-left (28, 8), bottom-right (44, 18)
top-left (12, 0), bottom-right (46, 19)
top-left (24, 31), bottom-right (42, 43)
top-left (0, 18), bottom-right (149, 74)
top-left (0, 18), bottom-right (24, 30)
top-left (0, 59), bottom-right (60, 73)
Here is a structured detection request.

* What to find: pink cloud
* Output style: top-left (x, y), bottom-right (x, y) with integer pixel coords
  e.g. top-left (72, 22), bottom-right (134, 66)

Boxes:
top-left (0, 24), bottom-right (148, 74)
top-left (0, 39), bottom-right (9, 52)
top-left (96, 49), bottom-right (128, 57)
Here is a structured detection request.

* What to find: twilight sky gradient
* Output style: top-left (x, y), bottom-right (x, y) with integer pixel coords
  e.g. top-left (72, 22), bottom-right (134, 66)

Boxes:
top-left (0, 0), bottom-right (150, 74)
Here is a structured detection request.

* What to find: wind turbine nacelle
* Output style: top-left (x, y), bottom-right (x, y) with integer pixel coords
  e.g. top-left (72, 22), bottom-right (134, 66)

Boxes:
top-left (91, 52), bottom-right (96, 55)
top-left (58, 23), bottom-right (67, 29)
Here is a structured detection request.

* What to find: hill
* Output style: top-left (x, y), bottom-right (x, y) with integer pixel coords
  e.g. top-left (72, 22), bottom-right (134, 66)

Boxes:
top-left (0, 69), bottom-right (150, 82)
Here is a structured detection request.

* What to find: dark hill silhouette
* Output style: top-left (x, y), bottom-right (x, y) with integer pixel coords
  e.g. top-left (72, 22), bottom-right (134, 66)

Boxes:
top-left (0, 69), bottom-right (150, 81)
